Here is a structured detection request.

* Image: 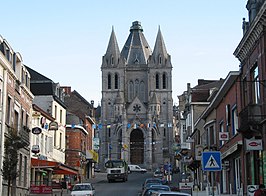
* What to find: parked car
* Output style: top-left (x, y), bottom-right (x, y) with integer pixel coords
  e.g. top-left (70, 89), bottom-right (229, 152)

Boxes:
top-left (142, 178), bottom-right (163, 190)
top-left (150, 190), bottom-right (191, 196)
top-left (94, 166), bottom-right (101, 172)
top-left (140, 184), bottom-right (171, 196)
top-left (128, 164), bottom-right (147, 173)
top-left (70, 183), bottom-right (95, 196)
top-left (153, 169), bottom-right (164, 178)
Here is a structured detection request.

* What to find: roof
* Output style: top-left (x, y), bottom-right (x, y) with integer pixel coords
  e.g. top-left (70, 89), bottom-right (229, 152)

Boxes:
top-left (121, 21), bottom-right (152, 65)
top-left (25, 65), bottom-right (52, 81)
top-left (191, 79), bottom-right (224, 102)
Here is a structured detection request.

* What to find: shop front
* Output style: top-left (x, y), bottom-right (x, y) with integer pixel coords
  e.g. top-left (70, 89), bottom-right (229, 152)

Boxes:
top-left (30, 158), bottom-right (78, 194)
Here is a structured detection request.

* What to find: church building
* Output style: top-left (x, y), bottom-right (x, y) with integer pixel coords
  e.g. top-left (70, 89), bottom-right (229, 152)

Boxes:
top-left (100, 21), bottom-right (174, 170)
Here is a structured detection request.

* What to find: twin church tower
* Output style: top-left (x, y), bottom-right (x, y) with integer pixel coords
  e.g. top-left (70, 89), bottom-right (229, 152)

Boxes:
top-left (100, 21), bottom-right (173, 169)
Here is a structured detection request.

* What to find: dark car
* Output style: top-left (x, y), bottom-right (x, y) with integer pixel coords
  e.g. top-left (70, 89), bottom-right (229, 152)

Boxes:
top-left (142, 178), bottom-right (163, 190)
top-left (140, 184), bottom-right (171, 196)
top-left (153, 169), bottom-right (164, 178)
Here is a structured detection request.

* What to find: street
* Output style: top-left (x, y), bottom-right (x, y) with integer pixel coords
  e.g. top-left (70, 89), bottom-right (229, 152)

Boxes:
top-left (31, 171), bottom-right (238, 196)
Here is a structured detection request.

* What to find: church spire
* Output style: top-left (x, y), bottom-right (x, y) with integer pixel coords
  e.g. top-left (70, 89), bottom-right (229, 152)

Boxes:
top-left (152, 26), bottom-right (168, 64)
top-left (121, 21), bottom-right (152, 65)
top-left (103, 26), bottom-right (120, 66)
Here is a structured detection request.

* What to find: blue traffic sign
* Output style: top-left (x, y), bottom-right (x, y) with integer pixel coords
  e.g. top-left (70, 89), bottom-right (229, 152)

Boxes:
top-left (202, 151), bottom-right (222, 171)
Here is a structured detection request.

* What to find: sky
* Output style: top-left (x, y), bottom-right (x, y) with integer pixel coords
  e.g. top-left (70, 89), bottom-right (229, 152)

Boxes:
top-left (1, 1), bottom-right (248, 106)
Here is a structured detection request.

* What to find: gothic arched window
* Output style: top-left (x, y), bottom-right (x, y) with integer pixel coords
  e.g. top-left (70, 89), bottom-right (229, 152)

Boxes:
top-left (156, 73), bottom-right (160, 89)
top-left (115, 73), bottom-right (119, 89)
top-left (135, 79), bottom-right (139, 97)
top-left (140, 81), bottom-right (145, 101)
top-left (111, 56), bottom-right (114, 65)
top-left (128, 81), bottom-right (134, 101)
top-left (159, 55), bottom-right (162, 64)
top-left (108, 73), bottom-right (112, 89)
top-left (163, 72), bottom-right (167, 89)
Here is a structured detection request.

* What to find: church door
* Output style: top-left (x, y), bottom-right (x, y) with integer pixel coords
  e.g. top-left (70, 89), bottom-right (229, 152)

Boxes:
top-left (130, 129), bottom-right (144, 164)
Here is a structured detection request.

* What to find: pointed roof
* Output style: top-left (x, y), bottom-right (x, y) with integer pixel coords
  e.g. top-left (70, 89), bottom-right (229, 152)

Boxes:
top-left (114, 91), bottom-right (124, 104)
top-left (152, 26), bottom-right (168, 60)
top-left (150, 92), bottom-right (160, 104)
top-left (105, 26), bottom-right (120, 63)
top-left (121, 21), bottom-right (152, 65)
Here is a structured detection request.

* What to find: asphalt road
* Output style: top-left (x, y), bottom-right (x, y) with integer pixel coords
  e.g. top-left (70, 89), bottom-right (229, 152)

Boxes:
top-left (93, 172), bottom-right (152, 196)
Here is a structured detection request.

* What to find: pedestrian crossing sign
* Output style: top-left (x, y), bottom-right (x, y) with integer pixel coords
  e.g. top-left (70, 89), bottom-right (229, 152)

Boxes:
top-left (202, 151), bottom-right (222, 171)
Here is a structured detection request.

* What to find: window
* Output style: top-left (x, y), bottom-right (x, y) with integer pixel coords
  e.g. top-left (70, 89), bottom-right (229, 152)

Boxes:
top-left (115, 73), bottom-right (119, 89)
top-left (220, 121), bottom-right (225, 146)
top-left (45, 135), bottom-right (48, 153)
top-left (26, 113), bottom-right (29, 128)
top-left (108, 74), bottom-right (112, 89)
top-left (128, 81), bottom-right (134, 101)
top-left (59, 132), bottom-right (62, 149)
top-left (54, 105), bottom-right (57, 119)
top-left (159, 56), bottom-right (162, 64)
top-left (140, 81), bottom-right (145, 101)
top-left (134, 79), bottom-right (139, 97)
top-left (60, 109), bottom-right (62, 124)
top-left (111, 56), bottom-right (114, 65)
top-left (163, 73), bottom-right (167, 89)
top-left (243, 78), bottom-right (248, 106)
top-left (14, 110), bottom-right (19, 131)
top-left (251, 65), bottom-right (260, 104)
top-left (19, 153), bottom-right (22, 186)
top-left (209, 125), bottom-right (215, 146)
top-left (155, 74), bottom-right (159, 89)
top-left (226, 104), bottom-right (230, 126)
top-left (6, 96), bottom-right (11, 124)
top-left (24, 156), bottom-right (27, 187)
top-left (54, 131), bottom-right (57, 147)
top-left (21, 110), bottom-right (24, 129)
top-left (232, 106), bottom-right (238, 136)
top-left (25, 73), bottom-right (29, 88)
top-left (21, 68), bottom-right (24, 84)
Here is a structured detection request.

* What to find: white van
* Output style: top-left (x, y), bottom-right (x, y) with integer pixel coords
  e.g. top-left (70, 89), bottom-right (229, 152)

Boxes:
top-left (128, 164), bottom-right (147, 173)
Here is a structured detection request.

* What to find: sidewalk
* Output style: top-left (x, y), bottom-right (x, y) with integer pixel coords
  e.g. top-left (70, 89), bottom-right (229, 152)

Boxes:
top-left (84, 172), bottom-right (107, 183)
top-left (192, 190), bottom-right (238, 196)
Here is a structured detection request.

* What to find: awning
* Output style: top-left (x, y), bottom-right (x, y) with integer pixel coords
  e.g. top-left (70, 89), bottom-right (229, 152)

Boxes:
top-left (86, 150), bottom-right (98, 163)
top-left (221, 141), bottom-right (242, 159)
top-left (31, 158), bottom-right (78, 175)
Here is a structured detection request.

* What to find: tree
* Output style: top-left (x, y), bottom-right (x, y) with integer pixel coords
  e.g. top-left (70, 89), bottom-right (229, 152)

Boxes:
top-left (2, 127), bottom-right (27, 196)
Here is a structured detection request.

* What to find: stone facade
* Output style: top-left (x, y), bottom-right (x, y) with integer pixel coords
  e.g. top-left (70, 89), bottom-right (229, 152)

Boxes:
top-left (100, 21), bottom-right (173, 170)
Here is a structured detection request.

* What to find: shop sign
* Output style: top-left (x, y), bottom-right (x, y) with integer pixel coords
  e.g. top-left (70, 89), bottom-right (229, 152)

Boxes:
top-left (32, 127), bottom-right (42, 134)
top-left (30, 185), bottom-right (52, 194)
top-left (32, 111), bottom-right (41, 117)
top-left (219, 132), bottom-right (229, 141)
top-left (49, 121), bottom-right (58, 130)
top-left (32, 145), bottom-right (40, 154)
top-left (246, 139), bottom-right (263, 151)
top-left (247, 185), bottom-right (259, 196)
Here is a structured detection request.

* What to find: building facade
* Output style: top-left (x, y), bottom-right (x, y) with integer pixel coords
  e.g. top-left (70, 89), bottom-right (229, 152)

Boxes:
top-left (63, 87), bottom-right (97, 181)
top-left (100, 21), bottom-right (173, 170)
top-left (234, 0), bottom-right (266, 194)
top-left (0, 35), bottom-right (34, 196)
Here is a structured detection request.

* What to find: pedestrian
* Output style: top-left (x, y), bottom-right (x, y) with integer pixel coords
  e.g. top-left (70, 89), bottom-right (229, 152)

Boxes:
top-left (254, 184), bottom-right (266, 196)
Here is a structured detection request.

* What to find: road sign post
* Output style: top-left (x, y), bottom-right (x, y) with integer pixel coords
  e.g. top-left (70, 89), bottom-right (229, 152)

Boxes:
top-left (202, 151), bottom-right (222, 196)
top-left (202, 151), bottom-right (222, 171)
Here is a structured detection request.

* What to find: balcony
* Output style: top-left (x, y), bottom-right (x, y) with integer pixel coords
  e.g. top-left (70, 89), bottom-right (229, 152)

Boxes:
top-left (19, 126), bottom-right (31, 146)
top-left (239, 104), bottom-right (264, 132)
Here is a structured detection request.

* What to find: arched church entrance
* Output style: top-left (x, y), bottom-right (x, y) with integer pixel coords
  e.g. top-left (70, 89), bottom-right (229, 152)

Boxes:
top-left (130, 129), bottom-right (144, 164)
